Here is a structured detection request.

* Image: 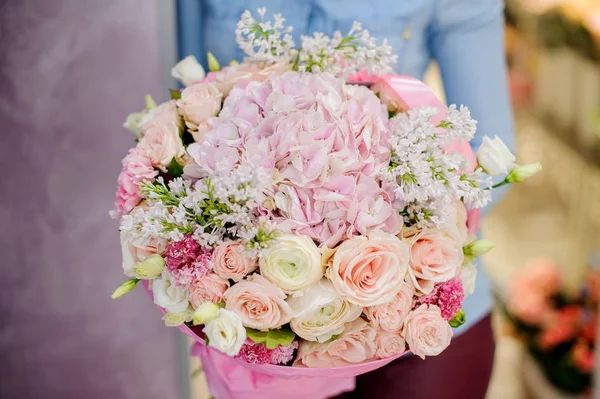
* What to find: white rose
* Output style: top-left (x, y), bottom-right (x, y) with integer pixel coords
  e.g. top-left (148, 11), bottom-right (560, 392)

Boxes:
top-left (171, 55), bottom-right (206, 87)
top-left (259, 234), bottom-right (325, 294)
top-left (152, 272), bottom-right (190, 313)
top-left (287, 279), bottom-right (362, 342)
top-left (204, 309), bottom-right (247, 356)
top-left (476, 136), bottom-right (516, 176)
top-left (460, 263), bottom-right (477, 296)
top-left (137, 121), bottom-right (184, 169)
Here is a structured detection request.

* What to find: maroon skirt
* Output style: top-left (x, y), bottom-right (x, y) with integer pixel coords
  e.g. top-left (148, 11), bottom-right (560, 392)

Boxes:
top-left (334, 314), bottom-right (495, 399)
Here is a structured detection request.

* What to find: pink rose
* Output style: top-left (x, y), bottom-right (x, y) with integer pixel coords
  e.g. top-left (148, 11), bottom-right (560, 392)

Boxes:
top-left (294, 318), bottom-right (377, 367)
top-left (374, 330), bottom-right (406, 359)
top-left (408, 229), bottom-right (464, 295)
top-left (120, 233), bottom-right (167, 278)
top-left (224, 274), bottom-right (292, 331)
top-left (137, 121), bottom-right (184, 169)
top-left (365, 281), bottom-right (415, 332)
top-left (177, 83), bottom-right (223, 130)
top-left (327, 231), bottom-right (410, 306)
top-left (138, 100), bottom-right (182, 134)
top-left (212, 241), bottom-right (258, 282)
top-left (189, 273), bottom-right (230, 308)
top-left (114, 148), bottom-right (158, 215)
top-left (402, 304), bottom-right (453, 359)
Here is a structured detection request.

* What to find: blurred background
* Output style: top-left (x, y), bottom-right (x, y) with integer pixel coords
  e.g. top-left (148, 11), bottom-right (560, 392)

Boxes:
top-left (0, 0), bottom-right (598, 398)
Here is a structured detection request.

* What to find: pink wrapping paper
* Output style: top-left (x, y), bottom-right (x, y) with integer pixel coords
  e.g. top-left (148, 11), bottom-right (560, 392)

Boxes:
top-left (145, 75), bottom-right (480, 399)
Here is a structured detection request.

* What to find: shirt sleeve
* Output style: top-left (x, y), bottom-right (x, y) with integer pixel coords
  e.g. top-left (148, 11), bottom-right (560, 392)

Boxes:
top-left (430, 0), bottom-right (515, 211)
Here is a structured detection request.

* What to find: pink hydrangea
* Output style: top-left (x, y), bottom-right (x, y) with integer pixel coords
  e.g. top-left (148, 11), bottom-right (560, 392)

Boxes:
top-left (164, 235), bottom-right (213, 286)
top-left (418, 278), bottom-right (464, 320)
top-left (113, 148), bottom-right (158, 216)
top-left (234, 339), bottom-right (298, 365)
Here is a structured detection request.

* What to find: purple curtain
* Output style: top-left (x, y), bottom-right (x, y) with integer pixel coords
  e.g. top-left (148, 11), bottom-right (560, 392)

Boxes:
top-left (0, 1), bottom-right (181, 398)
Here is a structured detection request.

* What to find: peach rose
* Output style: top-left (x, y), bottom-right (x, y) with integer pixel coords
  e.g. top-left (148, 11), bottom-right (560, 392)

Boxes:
top-left (402, 304), bottom-right (453, 359)
top-left (212, 241), bottom-right (257, 282)
top-left (121, 233), bottom-right (167, 278)
top-left (365, 281), bottom-right (415, 332)
top-left (189, 273), bottom-right (230, 308)
top-left (374, 330), bottom-right (406, 359)
top-left (408, 229), bottom-right (464, 294)
top-left (137, 121), bottom-right (184, 170)
top-left (327, 231), bottom-right (410, 306)
top-left (138, 100), bottom-right (182, 135)
top-left (294, 318), bottom-right (377, 368)
top-left (176, 83), bottom-right (222, 130)
top-left (224, 274), bottom-right (292, 331)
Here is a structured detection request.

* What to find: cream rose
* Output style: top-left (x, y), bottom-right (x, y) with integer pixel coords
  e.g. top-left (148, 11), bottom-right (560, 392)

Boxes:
top-left (402, 304), bottom-right (453, 359)
top-left (327, 231), bottom-right (410, 306)
top-left (204, 309), bottom-right (247, 356)
top-left (442, 200), bottom-right (470, 246)
top-left (189, 273), bottom-right (230, 308)
top-left (259, 234), bottom-right (325, 295)
top-left (408, 229), bottom-right (464, 294)
top-left (137, 121), bottom-right (184, 169)
top-left (176, 83), bottom-right (222, 130)
top-left (374, 330), bottom-right (406, 359)
top-left (171, 55), bottom-right (206, 87)
top-left (294, 318), bottom-right (377, 368)
top-left (121, 234), bottom-right (167, 278)
top-left (287, 279), bottom-right (362, 342)
top-left (138, 100), bottom-right (182, 135)
top-left (152, 271), bottom-right (190, 314)
top-left (365, 281), bottom-right (415, 332)
top-left (224, 274), bottom-right (292, 331)
top-left (476, 135), bottom-right (516, 176)
top-left (212, 241), bottom-right (258, 282)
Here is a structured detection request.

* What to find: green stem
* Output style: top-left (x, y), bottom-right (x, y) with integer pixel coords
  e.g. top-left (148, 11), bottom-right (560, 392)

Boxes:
top-left (486, 179), bottom-right (510, 190)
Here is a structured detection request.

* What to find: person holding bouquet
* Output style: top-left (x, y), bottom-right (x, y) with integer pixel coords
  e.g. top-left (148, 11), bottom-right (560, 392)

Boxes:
top-left (168, 0), bottom-right (516, 397)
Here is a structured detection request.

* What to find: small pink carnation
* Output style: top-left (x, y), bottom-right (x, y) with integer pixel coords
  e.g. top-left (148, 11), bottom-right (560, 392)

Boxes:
top-left (164, 235), bottom-right (213, 286)
top-left (418, 278), bottom-right (464, 320)
top-left (113, 148), bottom-right (158, 216)
top-left (234, 339), bottom-right (298, 365)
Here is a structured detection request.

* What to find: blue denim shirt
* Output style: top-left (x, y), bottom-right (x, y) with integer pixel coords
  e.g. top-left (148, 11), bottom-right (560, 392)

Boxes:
top-left (177, 0), bottom-right (515, 334)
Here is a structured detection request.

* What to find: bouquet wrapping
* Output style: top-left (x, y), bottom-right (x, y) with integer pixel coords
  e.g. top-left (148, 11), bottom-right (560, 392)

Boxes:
top-left (111, 9), bottom-right (540, 399)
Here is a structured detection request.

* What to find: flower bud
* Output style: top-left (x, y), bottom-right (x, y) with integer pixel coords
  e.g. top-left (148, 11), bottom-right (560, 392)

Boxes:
top-left (134, 254), bottom-right (165, 279)
top-left (111, 279), bottom-right (139, 299)
top-left (207, 52), bottom-right (221, 72)
top-left (476, 136), bottom-right (516, 176)
top-left (506, 162), bottom-right (542, 183)
top-left (144, 94), bottom-right (157, 109)
top-left (463, 239), bottom-right (495, 258)
top-left (163, 309), bottom-right (191, 327)
top-left (229, 60), bottom-right (240, 66)
top-left (449, 309), bottom-right (466, 328)
top-left (171, 55), bottom-right (206, 87)
top-left (122, 111), bottom-right (146, 139)
top-left (192, 302), bottom-right (221, 326)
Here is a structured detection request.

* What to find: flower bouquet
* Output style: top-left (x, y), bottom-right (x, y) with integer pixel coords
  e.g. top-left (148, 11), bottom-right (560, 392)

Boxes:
top-left (501, 259), bottom-right (598, 396)
top-left (111, 9), bottom-right (541, 399)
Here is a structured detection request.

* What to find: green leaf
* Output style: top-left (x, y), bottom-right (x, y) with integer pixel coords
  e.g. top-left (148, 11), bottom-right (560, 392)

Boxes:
top-left (246, 327), bottom-right (296, 349)
top-left (169, 89), bottom-right (182, 100)
top-left (204, 335), bottom-right (210, 346)
top-left (167, 158), bottom-right (184, 178)
top-left (246, 328), bottom-right (269, 345)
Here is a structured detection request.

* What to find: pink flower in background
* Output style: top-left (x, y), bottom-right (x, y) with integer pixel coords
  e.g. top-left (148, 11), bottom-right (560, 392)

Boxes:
top-left (114, 148), bottom-right (158, 216)
top-left (418, 278), bottom-right (464, 320)
top-left (212, 241), bottom-right (258, 282)
top-left (507, 278), bottom-right (550, 325)
top-left (189, 273), bottom-right (230, 308)
top-left (524, 258), bottom-right (561, 295)
top-left (403, 304), bottom-right (453, 359)
top-left (365, 282), bottom-right (415, 332)
top-left (164, 235), bottom-right (213, 286)
top-left (572, 339), bottom-right (595, 373)
top-left (538, 306), bottom-right (581, 349)
top-left (234, 339), bottom-right (298, 365)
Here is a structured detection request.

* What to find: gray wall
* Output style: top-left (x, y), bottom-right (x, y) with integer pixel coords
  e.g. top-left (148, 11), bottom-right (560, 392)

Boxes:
top-left (0, 1), bottom-right (181, 398)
